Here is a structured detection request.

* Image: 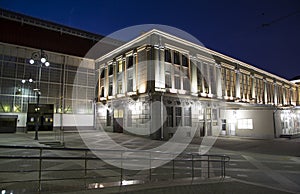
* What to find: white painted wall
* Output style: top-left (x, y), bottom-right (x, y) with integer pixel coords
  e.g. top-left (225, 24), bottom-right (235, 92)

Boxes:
top-left (53, 114), bottom-right (94, 127)
top-left (220, 109), bottom-right (274, 139)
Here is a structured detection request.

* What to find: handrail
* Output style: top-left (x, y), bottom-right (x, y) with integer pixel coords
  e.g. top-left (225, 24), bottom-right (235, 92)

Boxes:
top-left (0, 145), bottom-right (230, 193)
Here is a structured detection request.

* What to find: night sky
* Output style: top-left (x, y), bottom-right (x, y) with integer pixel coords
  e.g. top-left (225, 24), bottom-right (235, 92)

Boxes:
top-left (1, 0), bottom-right (300, 80)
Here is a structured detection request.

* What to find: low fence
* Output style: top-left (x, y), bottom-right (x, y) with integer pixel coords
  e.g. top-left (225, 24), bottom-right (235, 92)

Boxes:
top-left (0, 145), bottom-right (230, 193)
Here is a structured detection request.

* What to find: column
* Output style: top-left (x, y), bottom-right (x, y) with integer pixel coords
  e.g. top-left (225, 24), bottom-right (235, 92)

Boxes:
top-left (274, 82), bottom-right (278, 105)
top-left (235, 69), bottom-right (240, 99)
top-left (154, 45), bottom-right (163, 88)
top-left (190, 56), bottom-right (198, 95)
top-left (264, 79), bottom-right (268, 104)
top-left (216, 63), bottom-right (222, 98)
top-left (251, 74), bottom-right (255, 101)
top-left (133, 51), bottom-right (137, 92)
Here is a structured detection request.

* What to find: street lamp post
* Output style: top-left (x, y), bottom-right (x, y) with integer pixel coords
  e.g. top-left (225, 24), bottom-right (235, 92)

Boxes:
top-left (29, 50), bottom-right (50, 140)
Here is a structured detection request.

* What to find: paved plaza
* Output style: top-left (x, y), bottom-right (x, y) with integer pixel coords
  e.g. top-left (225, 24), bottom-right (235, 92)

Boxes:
top-left (0, 130), bottom-right (299, 193)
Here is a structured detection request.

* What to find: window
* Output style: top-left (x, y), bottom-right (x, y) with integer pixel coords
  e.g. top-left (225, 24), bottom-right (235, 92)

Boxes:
top-left (182, 55), bottom-right (188, 67)
top-left (127, 56), bottom-right (133, 69)
top-left (165, 73), bottom-right (171, 88)
top-left (118, 60), bottom-right (123, 73)
top-left (175, 76), bottom-right (181, 89)
top-left (206, 108), bottom-right (211, 120)
top-left (166, 106), bottom-right (173, 127)
top-left (108, 65), bottom-right (113, 76)
top-left (127, 79), bottom-right (133, 92)
top-left (175, 107), bottom-right (182, 126)
top-left (183, 107), bottom-right (191, 126)
top-left (107, 110), bottom-right (111, 126)
top-left (174, 51), bottom-right (180, 64)
top-left (183, 77), bottom-right (190, 91)
top-left (100, 69), bottom-right (105, 78)
top-left (212, 109), bottom-right (218, 120)
top-left (108, 84), bottom-right (113, 96)
top-left (165, 49), bottom-right (171, 63)
top-left (117, 81), bottom-right (122, 94)
top-left (100, 87), bottom-right (104, 97)
top-left (238, 119), bottom-right (253, 129)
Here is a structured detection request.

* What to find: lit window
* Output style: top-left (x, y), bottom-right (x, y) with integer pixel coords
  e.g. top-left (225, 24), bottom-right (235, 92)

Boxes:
top-left (238, 119), bottom-right (253, 129)
top-left (117, 81), bottom-right (122, 94)
top-left (118, 60), bottom-right (123, 72)
top-left (183, 107), bottom-right (191, 126)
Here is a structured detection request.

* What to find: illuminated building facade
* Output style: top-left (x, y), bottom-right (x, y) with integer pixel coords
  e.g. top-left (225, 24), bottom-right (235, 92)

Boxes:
top-left (0, 9), bottom-right (120, 132)
top-left (0, 9), bottom-right (299, 139)
top-left (95, 30), bottom-right (300, 139)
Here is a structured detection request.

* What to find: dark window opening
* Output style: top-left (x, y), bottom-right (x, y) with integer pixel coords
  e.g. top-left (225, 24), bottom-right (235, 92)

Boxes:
top-left (107, 110), bottom-right (111, 126)
top-left (174, 51), bottom-right (180, 64)
top-left (175, 107), bottom-right (182, 126)
top-left (127, 56), bottom-right (134, 69)
top-left (108, 65), bottom-right (113, 76)
top-left (165, 49), bottom-right (171, 63)
top-left (182, 55), bottom-right (188, 67)
top-left (166, 106), bottom-right (173, 127)
top-left (108, 84), bottom-right (113, 96)
top-left (100, 69), bottom-right (105, 78)
top-left (100, 87), bottom-right (104, 97)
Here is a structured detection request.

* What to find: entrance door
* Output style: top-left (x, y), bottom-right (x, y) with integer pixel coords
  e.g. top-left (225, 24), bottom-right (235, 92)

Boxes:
top-left (199, 122), bottom-right (205, 137)
top-left (113, 109), bottom-right (123, 133)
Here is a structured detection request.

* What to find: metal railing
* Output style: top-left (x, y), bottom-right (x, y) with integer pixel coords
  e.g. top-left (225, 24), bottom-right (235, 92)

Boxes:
top-left (0, 145), bottom-right (230, 193)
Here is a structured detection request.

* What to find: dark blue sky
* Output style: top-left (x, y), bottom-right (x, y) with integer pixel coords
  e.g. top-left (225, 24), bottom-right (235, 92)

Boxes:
top-left (1, 0), bottom-right (300, 80)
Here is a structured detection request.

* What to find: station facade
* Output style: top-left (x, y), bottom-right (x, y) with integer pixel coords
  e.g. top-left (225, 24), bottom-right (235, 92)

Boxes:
top-left (0, 9), bottom-right (299, 139)
top-left (95, 30), bottom-right (300, 139)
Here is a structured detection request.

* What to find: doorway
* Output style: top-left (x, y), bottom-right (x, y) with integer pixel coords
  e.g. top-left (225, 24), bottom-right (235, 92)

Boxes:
top-left (113, 109), bottom-right (123, 133)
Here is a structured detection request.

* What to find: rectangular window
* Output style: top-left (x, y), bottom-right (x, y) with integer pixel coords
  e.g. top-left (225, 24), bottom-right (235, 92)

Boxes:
top-left (175, 76), bottom-right (181, 89)
top-left (127, 79), bottom-right (133, 92)
top-left (100, 69), bottom-right (105, 78)
top-left (182, 55), bottom-right (188, 67)
top-left (166, 107), bottom-right (173, 127)
top-left (165, 73), bottom-right (171, 88)
top-left (175, 107), bottom-right (182, 126)
top-left (108, 65), bottom-right (113, 76)
top-left (118, 60), bottom-right (123, 73)
top-left (183, 107), bottom-right (191, 126)
top-left (174, 51), bottom-right (180, 64)
top-left (117, 81), bottom-right (122, 94)
top-left (100, 87), bottom-right (104, 97)
top-left (165, 49), bottom-right (171, 63)
top-left (238, 119), bottom-right (253, 129)
top-left (206, 108), bottom-right (211, 120)
top-left (127, 56), bottom-right (133, 69)
top-left (183, 77), bottom-right (190, 91)
top-left (212, 109), bottom-right (218, 120)
top-left (107, 110), bottom-right (111, 126)
top-left (108, 84), bottom-right (113, 96)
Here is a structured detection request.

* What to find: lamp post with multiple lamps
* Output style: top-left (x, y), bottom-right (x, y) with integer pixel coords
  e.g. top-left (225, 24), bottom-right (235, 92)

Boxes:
top-left (29, 50), bottom-right (50, 140)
